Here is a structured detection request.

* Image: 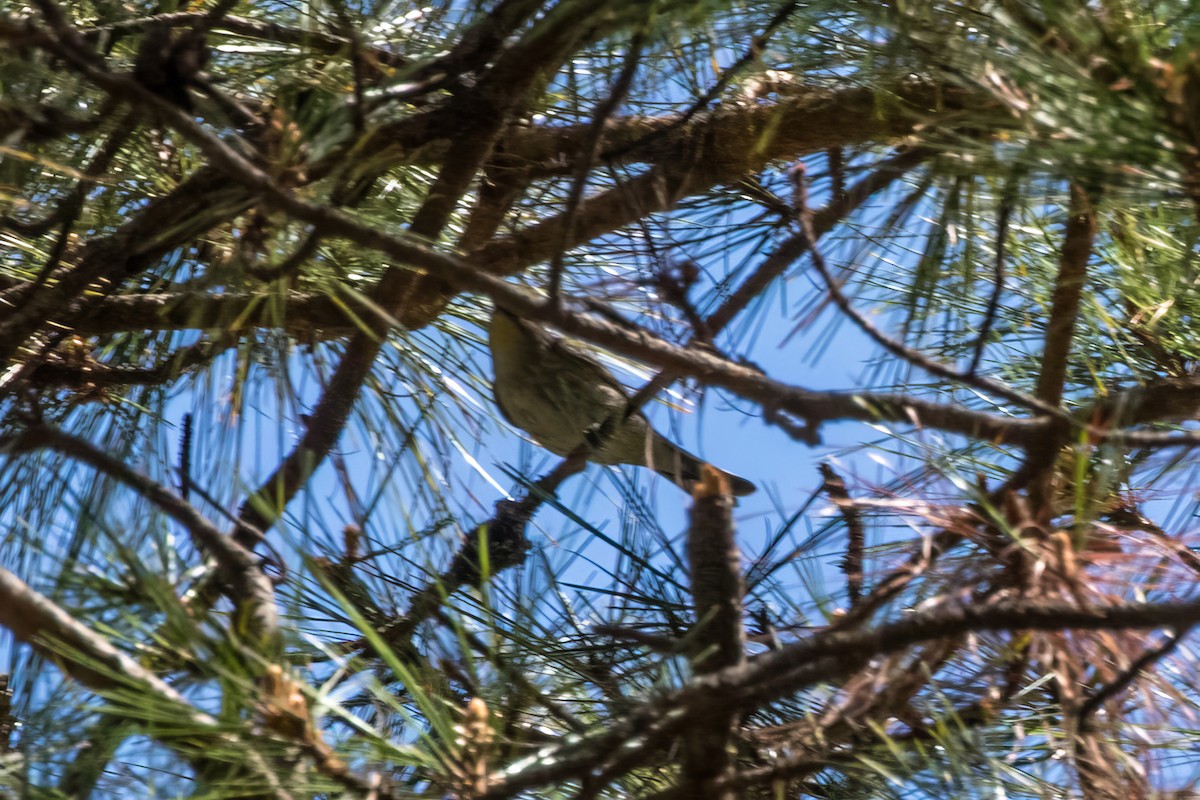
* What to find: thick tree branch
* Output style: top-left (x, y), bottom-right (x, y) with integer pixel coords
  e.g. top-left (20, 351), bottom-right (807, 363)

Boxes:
top-left (26, 338), bottom-right (230, 389)
top-left (0, 562), bottom-right (383, 798)
top-left (484, 595), bottom-right (1200, 797)
top-left (65, 290), bottom-right (362, 335)
top-left (57, 148), bottom-right (923, 339)
top-left (3, 11), bottom-right (997, 348)
top-left (497, 82), bottom-right (989, 177)
top-left (0, 566), bottom-right (195, 693)
top-left (680, 468), bottom-right (745, 799)
top-left (1035, 185), bottom-right (1098, 406)
top-left (11, 57), bottom-right (1036, 530)
top-left (473, 84), bottom-right (984, 285)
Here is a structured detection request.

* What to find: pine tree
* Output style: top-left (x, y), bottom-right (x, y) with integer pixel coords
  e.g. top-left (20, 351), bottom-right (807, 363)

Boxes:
top-left (4, 0), bottom-right (1200, 797)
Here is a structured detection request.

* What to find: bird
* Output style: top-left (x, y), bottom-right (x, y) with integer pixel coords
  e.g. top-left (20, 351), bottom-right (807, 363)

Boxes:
top-left (488, 307), bottom-right (757, 496)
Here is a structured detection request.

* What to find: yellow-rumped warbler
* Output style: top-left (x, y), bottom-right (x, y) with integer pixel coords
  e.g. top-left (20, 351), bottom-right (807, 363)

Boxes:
top-left (488, 308), bottom-right (756, 496)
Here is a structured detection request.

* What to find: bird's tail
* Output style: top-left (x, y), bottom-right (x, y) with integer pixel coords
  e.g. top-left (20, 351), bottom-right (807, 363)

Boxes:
top-left (649, 437), bottom-right (756, 497)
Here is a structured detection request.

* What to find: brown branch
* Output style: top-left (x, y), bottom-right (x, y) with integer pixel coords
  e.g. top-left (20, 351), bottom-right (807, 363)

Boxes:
top-left (5, 145), bottom-right (911, 348)
top-left (456, 154), bottom-right (533, 253)
top-left (65, 290), bottom-right (361, 335)
top-left (1077, 626), bottom-right (1188, 732)
top-left (473, 83), bottom-right (987, 288)
top-left (820, 462), bottom-right (865, 608)
top-left (409, 87), bottom-right (989, 327)
top-left (58, 146), bottom-right (921, 339)
top-left (14, 12), bottom-right (1039, 537)
top-left (1035, 184), bottom-right (1098, 406)
top-left (645, 754), bottom-right (840, 800)
top-left (729, 598), bottom-right (1200, 712)
top-left (0, 161), bottom-right (253, 369)
top-left (1111, 429), bottom-right (1200, 449)
top-left (26, 338), bottom-right (230, 388)
top-left (707, 147), bottom-right (930, 335)
top-left (0, 564), bottom-right (216, 699)
top-left (680, 467), bottom-right (745, 799)
top-left (485, 595), bottom-right (1200, 797)
top-left (737, 636), bottom-right (963, 797)
top-left (1091, 375), bottom-right (1200, 427)
top-left (500, 82), bottom-right (991, 178)
top-left (503, 296), bottom-right (1045, 446)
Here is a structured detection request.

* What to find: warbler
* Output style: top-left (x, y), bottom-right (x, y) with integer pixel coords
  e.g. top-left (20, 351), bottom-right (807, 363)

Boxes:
top-left (488, 308), bottom-right (757, 496)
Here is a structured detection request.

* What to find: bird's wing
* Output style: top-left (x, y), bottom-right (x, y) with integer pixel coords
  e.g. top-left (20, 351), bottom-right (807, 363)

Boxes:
top-left (546, 336), bottom-right (632, 398)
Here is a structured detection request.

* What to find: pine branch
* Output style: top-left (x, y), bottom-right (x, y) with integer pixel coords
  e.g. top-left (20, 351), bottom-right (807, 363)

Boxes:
top-left (680, 468), bottom-right (745, 799)
top-left (7, 424), bottom-right (279, 650)
top-left (485, 594), bottom-right (1200, 797)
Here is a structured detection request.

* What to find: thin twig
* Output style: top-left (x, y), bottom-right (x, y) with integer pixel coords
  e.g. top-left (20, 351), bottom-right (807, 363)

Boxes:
top-left (600, 0), bottom-right (802, 163)
top-left (178, 412), bottom-right (193, 501)
top-left (547, 25), bottom-right (647, 303)
top-left (1077, 627), bottom-right (1189, 732)
top-left (790, 161), bottom-right (1060, 417)
top-left (969, 169), bottom-right (1019, 375)
top-left (621, 150), bottom-right (932, 434)
top-left (83, 12), bottom-right (408, 68)
top-left (7, 424), bottom-right (278, 648)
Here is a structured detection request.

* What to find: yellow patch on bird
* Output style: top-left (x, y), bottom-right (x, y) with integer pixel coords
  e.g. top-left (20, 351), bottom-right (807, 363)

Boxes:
top-left (488, 311), bottom-right (531, 375)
